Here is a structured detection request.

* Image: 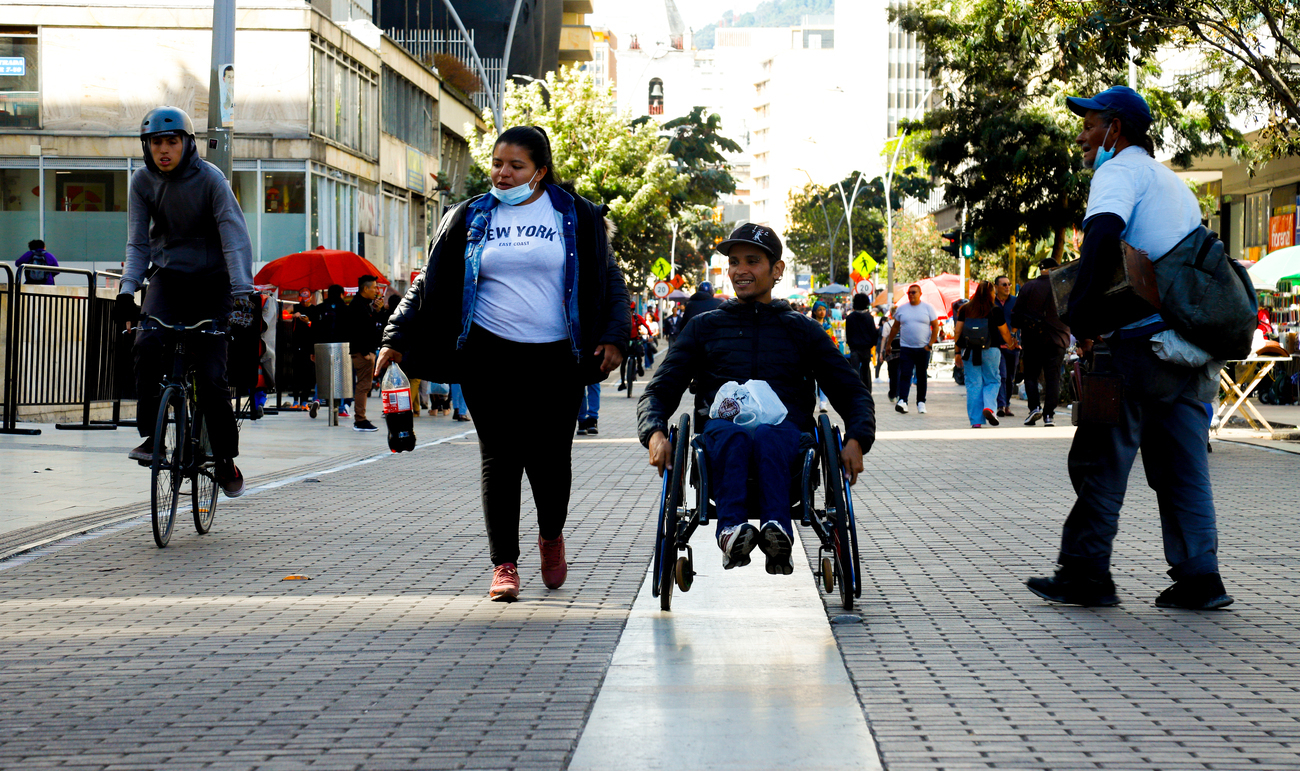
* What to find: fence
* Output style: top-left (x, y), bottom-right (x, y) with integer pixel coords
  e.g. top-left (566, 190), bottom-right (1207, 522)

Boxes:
top-left (1, 264), bottom-right (128, 434)
top-left (385, 27), bottom-right (502, 114)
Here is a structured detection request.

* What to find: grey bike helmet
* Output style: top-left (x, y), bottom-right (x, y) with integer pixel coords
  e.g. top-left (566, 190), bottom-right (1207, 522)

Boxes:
top-left (140, 106), bottom-right (197, 172)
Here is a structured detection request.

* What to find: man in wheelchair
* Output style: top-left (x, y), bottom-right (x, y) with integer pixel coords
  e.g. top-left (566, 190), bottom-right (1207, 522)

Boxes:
top-left (637, 224), bottom-right (875, 575)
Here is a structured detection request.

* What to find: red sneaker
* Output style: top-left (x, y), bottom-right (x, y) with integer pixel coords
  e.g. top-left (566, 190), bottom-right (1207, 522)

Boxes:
top-left (489, 563), bottom-right (520, 601)
top-left (539, 535), bottom-right (568, 589)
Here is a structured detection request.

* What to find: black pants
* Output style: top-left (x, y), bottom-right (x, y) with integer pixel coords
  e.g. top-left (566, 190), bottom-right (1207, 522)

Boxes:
top-left (1022, 342), bottom-right (1066, 416)
top-left (849, 347), bottom-right (873, 393)
top-left (897, 347), bottom-right (930, 403)
top-left (886, 358), bottom-right (900, 401)
top-left (133, 270), bottom-right (238, 459)
top-left (460, 326), bottom-right (585, 566)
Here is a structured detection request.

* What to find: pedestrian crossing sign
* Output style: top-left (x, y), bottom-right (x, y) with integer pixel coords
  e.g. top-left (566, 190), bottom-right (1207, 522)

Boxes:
top-left (651, 258), bottom-right (672, 280)
top-left (852, 251), bottom-right (877, 277)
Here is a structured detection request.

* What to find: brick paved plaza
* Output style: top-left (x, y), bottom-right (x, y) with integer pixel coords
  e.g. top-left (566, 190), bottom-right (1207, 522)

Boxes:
top-left (1, 377), bottom-right (1298, 770)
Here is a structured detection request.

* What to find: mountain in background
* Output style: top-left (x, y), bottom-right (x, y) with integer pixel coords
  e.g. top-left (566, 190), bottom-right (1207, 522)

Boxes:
top-left (693, 0), bottom-right (834, 49)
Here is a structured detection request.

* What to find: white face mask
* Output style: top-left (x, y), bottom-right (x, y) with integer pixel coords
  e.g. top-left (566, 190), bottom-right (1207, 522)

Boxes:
top-left (1090, 125), bottom-right (1116, 171)
top-left (489, 170), bottom-right (541, 205)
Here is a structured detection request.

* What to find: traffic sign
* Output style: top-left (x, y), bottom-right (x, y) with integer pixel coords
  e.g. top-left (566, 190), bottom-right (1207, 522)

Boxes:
top-left (856, 278), bottom-right (875, 297)
top-left (652, 281), bottom-right (671, 299)
top-left (852, 251), bottom-right (877, 277)
top-left (651, 257), bottom-right (672, 280)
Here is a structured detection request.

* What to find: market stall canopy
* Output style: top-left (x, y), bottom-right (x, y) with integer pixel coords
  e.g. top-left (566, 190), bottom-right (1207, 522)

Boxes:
top-left (254, 247), bottom-right (388, 291)
top-left (1248, 245), bottom-right (1300, 291)
top-left (666, 289), bottom-right (690, 301)
top-left (812, 283), bottom-right (851, 295)
top-left (889, 273), bottom-right (978, 317)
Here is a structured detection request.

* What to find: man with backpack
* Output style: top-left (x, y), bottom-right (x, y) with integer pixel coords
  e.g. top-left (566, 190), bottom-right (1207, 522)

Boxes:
top-left (16, 239), bottom-right (59, 285)
top-left (1026, 86), bottom-right (1235, 611)
top-left (1011, 258), bottom-right (1071, 427)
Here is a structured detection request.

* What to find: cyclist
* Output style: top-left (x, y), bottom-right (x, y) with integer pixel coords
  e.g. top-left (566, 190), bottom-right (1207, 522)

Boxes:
top-left (112, 105), bottom-right (255, 498)
top-left (617, 302), bottom-right (654, 391)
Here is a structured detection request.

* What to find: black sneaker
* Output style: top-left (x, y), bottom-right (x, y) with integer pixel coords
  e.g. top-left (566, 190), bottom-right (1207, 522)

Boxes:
top-left (1043, 414), bottom-right (1055, 427)
top-left (353, 419), bottom-right (379, 432)
top-left (616, 382), bottom-right (626, 391)
top-left (1155, 573), bottom-right (1234, 610)
top-left (1026, 567), bottom-right (1120, 607)
top-left (1024, 408), bottom-right (1044, 426)
top-left (127, 437), bottom-right (154, 462)
top-left (717, 523), bottom-right (759, 570)
top-left (757, 522), bottom-right (794, 575)
top-left (575, 424), bottom-right (587, 436)
top-left (214, 459), bottom-right (246, 498)
top-left (983, 407), bottom-right (1000, 426)
top-left (585, 420), bottom-right (598, 435)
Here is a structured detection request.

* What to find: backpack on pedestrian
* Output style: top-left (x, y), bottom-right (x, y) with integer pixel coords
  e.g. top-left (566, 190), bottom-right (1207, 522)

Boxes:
top-left (1148, 227), bottom-right (1257, 361)
top-left (25, 249), bottom-right (50, 283)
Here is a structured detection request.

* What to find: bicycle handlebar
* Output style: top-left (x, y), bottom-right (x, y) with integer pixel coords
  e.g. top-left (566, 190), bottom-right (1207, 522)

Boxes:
top-left (140, 315), bottom-right (224, 333)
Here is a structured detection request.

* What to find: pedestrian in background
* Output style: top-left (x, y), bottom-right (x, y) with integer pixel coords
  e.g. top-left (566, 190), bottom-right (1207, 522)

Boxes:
top-left (846, 292), bottom-right (879, 393)
top-left (680, 280), bottom-right (723, 328)
top-left (341, 275), bottom-right (383, 432)
top-left (576, 382), bottom-right (600, 435)
top-left (664, 305), bottom-right (683, 347)
top-left (884, 284), bottom-right (938, 414)
top-left (1012, 258), bottom-right (1071, 426)
top-left (954, 281), bottom-right (1016, 428)
top-left (994, 275), bottom-right (1020, 417)
top-left (289, 288), bottom-right (317, 407)
top-left (16, 239), bottom-right (58, 285)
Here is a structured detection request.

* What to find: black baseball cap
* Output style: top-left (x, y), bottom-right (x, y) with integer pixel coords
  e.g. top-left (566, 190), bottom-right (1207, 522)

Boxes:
top-left (717, 223), bottom-right (783, 261)
top-left (1066, 86), bottom-right (1152, 131)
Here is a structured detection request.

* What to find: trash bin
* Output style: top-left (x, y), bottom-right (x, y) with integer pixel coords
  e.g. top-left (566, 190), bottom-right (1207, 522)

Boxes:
top-left (314, 342), bottom-right (352, 426)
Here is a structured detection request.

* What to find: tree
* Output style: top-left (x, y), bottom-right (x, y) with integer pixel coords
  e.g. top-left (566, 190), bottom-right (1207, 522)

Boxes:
top-left (661, 106), bottom-right (743, 208)
top-left (890, 213), bottom-right (954, 284)
top-left (470, 68), bottom-right (686, 290)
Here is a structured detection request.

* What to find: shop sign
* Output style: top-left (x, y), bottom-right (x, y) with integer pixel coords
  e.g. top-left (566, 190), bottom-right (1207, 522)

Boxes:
top-left (0, 58), bottom-right (24, 76)
top-left (1269, 214), bottom-right (1295, 251)
top-left (795, 273), bottom-right (811, 289)
top-left (406, 147), bottom-right (425, 194)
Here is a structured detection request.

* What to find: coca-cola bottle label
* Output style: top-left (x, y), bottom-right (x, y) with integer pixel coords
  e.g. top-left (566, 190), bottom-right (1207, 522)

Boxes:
top-left (382, 389), bottom-right (411, 414)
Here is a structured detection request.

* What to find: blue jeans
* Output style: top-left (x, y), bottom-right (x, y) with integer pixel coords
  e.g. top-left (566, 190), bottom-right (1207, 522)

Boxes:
top-left (963, 348), bottom-right (1001, 425)
top-left (695, 418), bottom-right (803, 537)
top-left (897, 347), bottom-right (930, 403)
top-left (450, 383), bottom-right (467, 414)
top-left (578, 382), bottom-right (600, 421)
top-left (998, 348), bottom-right (1020, 409)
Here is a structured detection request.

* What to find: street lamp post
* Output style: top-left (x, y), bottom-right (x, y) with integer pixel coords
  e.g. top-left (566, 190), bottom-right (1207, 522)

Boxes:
top-left (883, 84), bottom-right (937, 301)
top-left (438, 0), bottom-right (526, 133)
top-left (797, 168), bottom-right (841, 285)
top-left (834, 172), bottom-right (865, 282)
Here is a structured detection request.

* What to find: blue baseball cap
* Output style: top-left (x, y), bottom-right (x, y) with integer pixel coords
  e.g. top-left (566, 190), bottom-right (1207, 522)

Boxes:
top-left (1066, 86), bottom-right (1152, 131)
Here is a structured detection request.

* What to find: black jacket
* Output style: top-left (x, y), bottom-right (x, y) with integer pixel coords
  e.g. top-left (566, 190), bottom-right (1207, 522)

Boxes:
top-left (680, 290), bottom-right (724, 329)
top-left (1011, 275), bottom-right (1070, 349)
top-left (845, 310), bottom-right (879, 351)
top-left (381, 192), bottom-right (630, 385)
top-left (343, 295), bottom-right (383, 355)
top-left (637, 299), bottom-right (875, 449)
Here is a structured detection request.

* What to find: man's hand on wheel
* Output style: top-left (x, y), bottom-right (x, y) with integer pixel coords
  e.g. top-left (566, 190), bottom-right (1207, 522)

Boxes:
top-left (648, 430), bottom-right (672, 478)
top-left (596, 343), bottom-right (623, 374)
top-left (841, 438), bottom-right (864, 486)
top-left (374, 346), bottom-right (402, 378)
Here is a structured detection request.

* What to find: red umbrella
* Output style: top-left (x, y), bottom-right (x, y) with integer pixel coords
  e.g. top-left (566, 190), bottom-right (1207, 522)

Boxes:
top-left (889, 273), bottom-right (978, 318)
top-left (254, 247), bottom-right (388, 291)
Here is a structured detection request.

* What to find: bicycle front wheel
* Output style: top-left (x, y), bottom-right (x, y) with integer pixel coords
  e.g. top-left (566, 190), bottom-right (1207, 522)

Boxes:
top-left (151, 388), bottom-right (187, 547)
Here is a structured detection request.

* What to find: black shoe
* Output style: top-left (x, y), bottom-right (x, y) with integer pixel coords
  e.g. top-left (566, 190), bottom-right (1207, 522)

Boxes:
top-left (1024, 408), bottom-right (1044, 426)
top-left (983, 407), bottom-right (1000, 426)
top-left (1043, 414), bottom-right (1055, 427)
top-left (214, 458), bottom-right (245, 498)
top-left (1026, 567), bottom-right (1120, 607)
top-left (353, 419), bottom-right (379, 432)
top-left (1002, 407), bottom-right (1015, 417)
top-left (1156, 573), bottom-right (1234, 610)
top-left (127, 437), bottom-right (154, 462)
top-left (616, 383), bottom-right (626, 391)
top-left (757, 522), bottom-right (794, 575)
top-left (575, 424), bottom-right (587, 436)
top-left (585, 420), bottom-right (598, 435)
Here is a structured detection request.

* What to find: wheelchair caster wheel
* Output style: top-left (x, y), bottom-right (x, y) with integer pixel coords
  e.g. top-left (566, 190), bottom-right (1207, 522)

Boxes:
top-left (675, 556), bottom-right (694, 592)
top-left (821, 557), bottom-right (835, 594)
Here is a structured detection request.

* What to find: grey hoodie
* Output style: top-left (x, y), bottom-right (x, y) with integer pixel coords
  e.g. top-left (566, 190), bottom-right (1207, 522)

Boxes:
top-left (122, 137), bottom-right (254, 296)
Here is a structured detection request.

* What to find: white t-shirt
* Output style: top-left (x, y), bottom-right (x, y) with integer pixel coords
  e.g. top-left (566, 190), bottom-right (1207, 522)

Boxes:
top-left (893, 301), bottom-right (938, 349)
top-left (474, 194), bottom-right (568, 343)
top-left (1084, 146), bottom-right (1202, 329)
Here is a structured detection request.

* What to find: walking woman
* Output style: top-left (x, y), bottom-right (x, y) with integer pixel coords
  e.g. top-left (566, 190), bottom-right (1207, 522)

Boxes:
top-left (953, 280), bottom-right (1017, 428)
top-left (377, 126), bottom-right (630, 601)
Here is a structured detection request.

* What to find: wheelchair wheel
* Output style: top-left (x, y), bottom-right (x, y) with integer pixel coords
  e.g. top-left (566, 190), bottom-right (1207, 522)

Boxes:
top-left (675, 555), bottom-right (694, 592)
top-left (821, 556), bottom-right (834, 594)
top-left (818, 414), bottom-right (854, 611)
top-left (835, 425), bottom-right (863, 600)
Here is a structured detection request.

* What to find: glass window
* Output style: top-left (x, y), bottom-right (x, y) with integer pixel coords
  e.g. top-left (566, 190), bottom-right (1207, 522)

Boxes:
top-left (311, 37), bottom-right (379, 159)
top-left (263, 171), bottom-right (306, 259)
top-left (382, 67), bottom-right (436, 155)
top-left (0, 33), bottom-right (38, 129)
top-left (44, 169), bottom-right (130, 263)
top-left (0, 167), bottom-right (41, 259)
top-left (311, 171), bottom-right (357, 254)
top-left (232, 170), bottom-right (260, 259)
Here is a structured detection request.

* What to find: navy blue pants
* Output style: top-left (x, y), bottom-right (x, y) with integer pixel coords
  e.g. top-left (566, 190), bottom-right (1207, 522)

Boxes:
top-left (897, 347), bottom-right (929, 403)
top-left (998, 347), bottom-right (1020, 409)
top-left (695, 418), bottom-right (803, 537)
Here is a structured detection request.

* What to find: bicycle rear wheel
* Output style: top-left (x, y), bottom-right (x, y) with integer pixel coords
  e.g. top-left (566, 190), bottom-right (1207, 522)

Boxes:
top-left (192, 413), bottom-right (217, 534)
top-left (151, 388), bottom-right (187, 548)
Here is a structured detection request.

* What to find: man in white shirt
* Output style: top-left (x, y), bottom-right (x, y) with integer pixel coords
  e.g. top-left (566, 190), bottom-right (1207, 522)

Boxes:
top-left (1026, 86), bottom-right (1231, 612)
top-left (884, 284), bottom-right (939, 414)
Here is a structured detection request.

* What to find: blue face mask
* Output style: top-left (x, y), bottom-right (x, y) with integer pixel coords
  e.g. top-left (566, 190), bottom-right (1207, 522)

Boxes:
top-left (489, 170), bottom-right (540, 206)
top-left (1090, 126), bottom-right (1116, 171)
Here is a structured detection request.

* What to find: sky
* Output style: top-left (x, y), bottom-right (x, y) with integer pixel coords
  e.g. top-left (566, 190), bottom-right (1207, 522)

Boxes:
top-left (588, 0), bottom-right (765, 38)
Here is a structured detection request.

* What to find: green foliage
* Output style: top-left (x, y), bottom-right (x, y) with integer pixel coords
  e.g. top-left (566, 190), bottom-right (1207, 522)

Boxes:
top-left (695, 0), bottom-right (834, 49)
top-left (890, 213), bottom-right (955, 284)
top-left (470, 68), bottom-right (687, 290)
top-left (661, 106), bottom-right (743, 208)
top-left (672, 205), bottom-right (731, 283)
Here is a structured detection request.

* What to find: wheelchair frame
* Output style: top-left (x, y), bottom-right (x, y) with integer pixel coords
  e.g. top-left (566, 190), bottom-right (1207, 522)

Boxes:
top-left (651, 412), bottom-right (863, 612)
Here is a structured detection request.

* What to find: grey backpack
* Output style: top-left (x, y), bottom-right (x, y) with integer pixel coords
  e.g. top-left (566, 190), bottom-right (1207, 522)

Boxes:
top-left (1150, 226), bottom-right (1256, 361)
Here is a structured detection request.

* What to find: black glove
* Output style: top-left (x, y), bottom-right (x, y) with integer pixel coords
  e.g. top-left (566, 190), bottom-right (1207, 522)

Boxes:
top-left (112, 293), bottom-right (139, 324)
top-left (229, 295), bottom-right (256, 329)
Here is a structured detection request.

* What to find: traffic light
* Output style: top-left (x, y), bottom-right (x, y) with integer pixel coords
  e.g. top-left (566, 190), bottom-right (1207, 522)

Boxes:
top-left (961, 233), bottom-right (975, 258)
top-left (940, 229), bottom-right (961, 258)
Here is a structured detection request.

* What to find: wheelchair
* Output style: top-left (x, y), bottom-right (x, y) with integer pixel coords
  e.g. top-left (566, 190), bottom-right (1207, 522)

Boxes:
top-left (651, 411), bottom-right (863, 612)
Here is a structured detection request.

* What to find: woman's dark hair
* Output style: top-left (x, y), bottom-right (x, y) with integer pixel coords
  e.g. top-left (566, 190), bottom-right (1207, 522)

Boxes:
top-left (494, 125), bottom-right (559, 187)
top-left (963, 281), bottom-right (996, 319)
top-left (326, 284), bottom-right (345, 300)
top-left (1099, 109), bottom-right (1156, 157)
top-left (852, 293), bottom-right (870, 310)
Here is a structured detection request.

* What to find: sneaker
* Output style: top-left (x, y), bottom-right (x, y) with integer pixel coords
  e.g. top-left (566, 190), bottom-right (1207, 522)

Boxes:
top-left (127, 437), bottom-right (154, 462)
top-left (538, 535), bottom-right (568, 589)
top-left (757, 522), bottom-right (794, 575)
top-left (1003, 407), bottom-right (1015, 417)
top-left (616, 382), bottom-right (626, 391)
top-left (983, 407), bottom-right (999, 426)
top-left (338, 405), bottom-right (350, 418)
top-left (214, 458), bottom-right (246, 498)
top-left (996, 407), bottom-right (1007, 417)
top-left (917, 401), bottom-right (926, 414)
top-left (717, 523), bottom-right (759, 569)
top-left (586, 420), bottom-right (598, 435)
top-left (1155, 573), bottom-right (1233, 610)
top-left (971, 424), bottom-right (983, 429)
top-left (895, 400), bottom-right (908, 414)
top-left (1025, 567), bottom-right (1120, 607)
top-left (353, 419), bottom-right (379, 432)
top-left (454, 412), bottom-right (472, 422)
top-left (1043, 414), bottom-right (1055, 427)
top-left (489, 563), bottom-right (520, 601)
top-left (575, 423), bottom-right (588, 436)
top-left (1024, 407), bottom-right (1044, 426)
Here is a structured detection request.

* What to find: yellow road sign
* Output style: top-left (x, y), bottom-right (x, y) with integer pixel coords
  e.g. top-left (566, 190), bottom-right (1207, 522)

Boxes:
top-left (651, 258), bottom-right (672, 280)
top-left (853, 251), bottom-right (878, 277)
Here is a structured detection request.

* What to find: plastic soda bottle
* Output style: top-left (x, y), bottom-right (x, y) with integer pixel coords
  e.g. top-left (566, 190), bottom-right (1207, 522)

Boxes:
top-left (381, 362), bottom-right (417, 453)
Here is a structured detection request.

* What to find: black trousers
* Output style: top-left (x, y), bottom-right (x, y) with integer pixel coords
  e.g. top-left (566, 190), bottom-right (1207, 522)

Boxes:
top-left (133, 270), bottom-right (239, 459)
top-left (848, 346), bottom-right (873, 393)
top-left (460, 325), bottom-right (585, 566)
top-left (1022, 342), bottom-right (1066, 416)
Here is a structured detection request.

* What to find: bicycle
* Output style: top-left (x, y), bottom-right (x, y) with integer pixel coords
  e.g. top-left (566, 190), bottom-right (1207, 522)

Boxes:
top-left (139, 315), bottom-right (228, 547)
top-left (623, 337), bottom-right (646, 398)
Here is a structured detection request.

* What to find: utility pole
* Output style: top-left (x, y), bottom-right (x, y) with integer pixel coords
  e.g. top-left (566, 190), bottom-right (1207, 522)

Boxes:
top-left (206, 0), bottom-right (236, 181)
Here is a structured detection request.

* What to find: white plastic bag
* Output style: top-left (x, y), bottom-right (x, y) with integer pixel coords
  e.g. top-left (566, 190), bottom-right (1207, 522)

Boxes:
top-left (708, 380), bottom-right (788, 430)
top-left (1151, 329), bottom-right (1215, 368)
